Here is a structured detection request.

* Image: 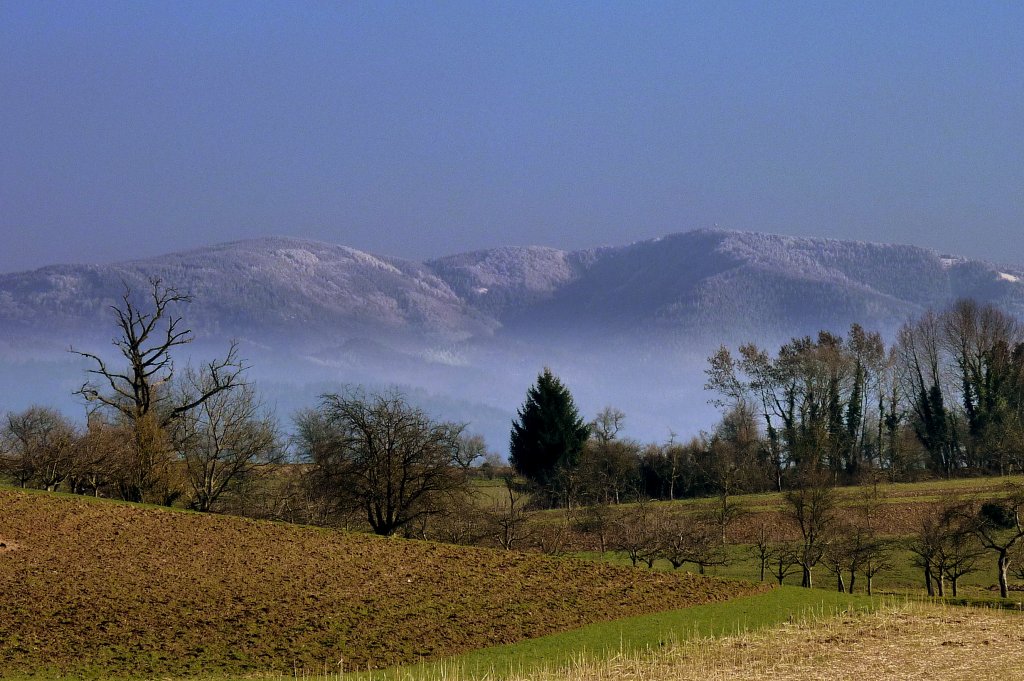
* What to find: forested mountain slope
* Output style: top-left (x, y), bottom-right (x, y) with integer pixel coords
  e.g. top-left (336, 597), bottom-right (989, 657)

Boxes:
top-left (2, 229), bottom-right (1021, 444)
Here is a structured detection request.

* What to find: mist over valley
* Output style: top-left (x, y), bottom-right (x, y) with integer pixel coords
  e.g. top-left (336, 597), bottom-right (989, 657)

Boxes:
top-left (3, 228), bottom-right (1023, 453)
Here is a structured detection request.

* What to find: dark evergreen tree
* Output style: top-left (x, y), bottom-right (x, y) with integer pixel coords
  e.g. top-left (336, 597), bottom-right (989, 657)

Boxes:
top-left (509, 368), bottom-right (590, 497)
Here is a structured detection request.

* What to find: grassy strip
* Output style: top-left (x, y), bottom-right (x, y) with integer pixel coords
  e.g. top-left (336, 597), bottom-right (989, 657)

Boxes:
top-left (345, 587), bottom-right (878, 680)
top-left (435, 601), bottom-right (1024, 681)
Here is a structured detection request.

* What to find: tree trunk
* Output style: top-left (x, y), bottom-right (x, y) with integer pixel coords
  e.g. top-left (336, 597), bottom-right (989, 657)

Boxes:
top-left (951, 575), bottom-right (959, 597)
top-left (998, 550), bottom-right (1010, 599)
top-left (835, 572), bottom-right (845, 593)
top-left (924, 564), bottom-right (934, 596)
top-left (801, 564), bottom-right (812, 588)
top-left (867, 574), bottom-right (873, 596)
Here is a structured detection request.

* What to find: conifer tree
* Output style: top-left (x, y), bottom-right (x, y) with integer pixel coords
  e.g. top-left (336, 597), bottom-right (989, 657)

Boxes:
top-left (510, 368), bottom-right (590, 494)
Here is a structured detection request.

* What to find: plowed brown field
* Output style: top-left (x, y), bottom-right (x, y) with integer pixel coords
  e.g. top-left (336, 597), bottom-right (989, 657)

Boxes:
top-left (0, 490), bottom-right (768, 679)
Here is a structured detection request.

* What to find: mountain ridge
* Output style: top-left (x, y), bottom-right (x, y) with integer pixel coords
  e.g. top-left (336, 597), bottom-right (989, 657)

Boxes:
top-left (3, 229), bottom-right (1023, 446)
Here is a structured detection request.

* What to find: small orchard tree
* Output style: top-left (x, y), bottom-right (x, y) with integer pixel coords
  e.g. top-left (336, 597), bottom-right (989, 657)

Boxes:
top-left (769, 542), bottom-right (802, 585)
top-left (960, 487), bottom-right (1024, 598)
top-left (69, 414), bottom-right (124, 496)
top-left (486, 477), bottom-right (536, 550)
top-left (659, 514), bottom-right (729, 574)
top-left (822, 523), bottom-right (860, 593)
top-left (612, 500), bottom-right (662, 568)
top-left (784, 472), bottom-right (837, 588)
top-left (938, 527), bottom-right (982, 597)
top-left (509, 368), bottom-right (589, 507)
top-left (909, 509), bottom-right (946, 597)
top-left (911, 501), bottom-right (984, 597)
top-left (750, 522), bottom-right (776, 582)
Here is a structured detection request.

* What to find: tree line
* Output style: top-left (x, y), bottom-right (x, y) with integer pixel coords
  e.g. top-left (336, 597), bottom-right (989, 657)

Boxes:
top-left (706, 299), bottom-right (1024, 488)
top-left (6, 284), bottom-right (1024, 520)
top-left (6, 280), bottom-right (1024, 596)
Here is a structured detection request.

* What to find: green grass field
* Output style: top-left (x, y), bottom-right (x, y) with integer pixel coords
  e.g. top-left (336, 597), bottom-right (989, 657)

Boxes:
top-left (543, 475), bottom-right (1024, 600)
top-left (344, 587), bottom-right (878, 680)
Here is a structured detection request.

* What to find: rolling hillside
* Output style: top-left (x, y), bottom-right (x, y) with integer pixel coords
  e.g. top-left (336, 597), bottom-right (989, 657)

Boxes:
top-left (0, 489), bottom-right (767, 678)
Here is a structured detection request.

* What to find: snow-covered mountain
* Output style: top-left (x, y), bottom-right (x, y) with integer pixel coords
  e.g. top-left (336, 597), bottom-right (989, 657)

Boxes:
top-left (2, 229), bottom-right (1023, 448)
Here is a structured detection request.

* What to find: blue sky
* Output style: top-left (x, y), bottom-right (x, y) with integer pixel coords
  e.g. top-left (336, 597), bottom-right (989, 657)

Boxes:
top-left (2, 1), bottom-right (1022, 272)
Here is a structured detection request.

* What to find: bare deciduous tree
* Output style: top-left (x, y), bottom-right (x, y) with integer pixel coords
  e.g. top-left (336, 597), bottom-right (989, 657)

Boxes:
top-left (572, 501), bottom-right (617, 553)
top-left (857, 537), bottom-right (892, 596)
top-left (72, 278), bottom-right (244, 425)
top-left (486, 477), bottom-right (536, 550)
top-left (0, 406), bottom-right (77, 491)
top-left (612, 499), bottom-right (662, 568)
top-left (171, 369), bottom-right (281, 512)
top-left (69, 414), bottom-right (125, 496)
top-left (958, 486), bottom-right (1024, 598)
top-left (659, 514), bottom-right (729, 574)
top-left (911, 501), bottom-right (983, 597)
top-left (298, 389), bottom-right (468, 536)
top-left (784, 473), bottom-right (837, 588)
top-left (768, 542), bottom-right (802, 585)
top-left (750, 522), bottom-right (776, 582)
top-left (70, 278), bottom-right (246, 503)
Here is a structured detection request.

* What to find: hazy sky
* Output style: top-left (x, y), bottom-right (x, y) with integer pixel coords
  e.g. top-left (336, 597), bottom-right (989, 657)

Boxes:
top-left (2, 2), bottom-right (1023, 273)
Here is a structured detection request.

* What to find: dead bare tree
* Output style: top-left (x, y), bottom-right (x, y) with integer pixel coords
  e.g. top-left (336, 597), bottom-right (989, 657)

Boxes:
top-left (72, 278), bottom-right (245, 425)
top-left (69, 278), bottom-right (246, 503)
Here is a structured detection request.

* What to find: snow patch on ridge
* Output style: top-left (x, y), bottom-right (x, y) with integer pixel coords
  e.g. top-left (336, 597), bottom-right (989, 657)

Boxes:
top-left (940, 257), bottom-right (962, 269)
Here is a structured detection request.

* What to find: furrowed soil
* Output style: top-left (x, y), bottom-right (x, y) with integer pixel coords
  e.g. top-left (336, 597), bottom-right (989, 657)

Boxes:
top-left (0, 490), bottom-right (768, 679)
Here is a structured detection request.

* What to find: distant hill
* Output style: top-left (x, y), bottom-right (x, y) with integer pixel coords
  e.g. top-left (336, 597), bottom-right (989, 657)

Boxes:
top-left (2, 229), bottom-right (1022, 445)
top-left (5, 229), bottom-right (1021, 345)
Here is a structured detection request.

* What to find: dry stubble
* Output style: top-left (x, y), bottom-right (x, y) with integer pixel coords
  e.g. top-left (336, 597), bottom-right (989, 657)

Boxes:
top-left (491, 603), bottom-right (1024, 681)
